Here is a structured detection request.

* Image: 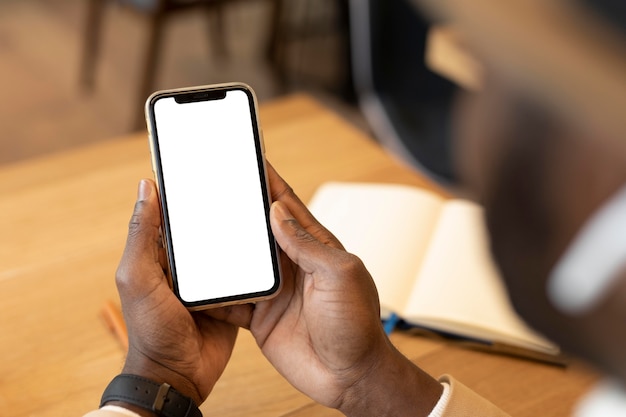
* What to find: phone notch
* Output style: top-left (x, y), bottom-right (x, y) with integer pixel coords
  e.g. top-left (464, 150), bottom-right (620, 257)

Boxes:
top-left (174, 90), bottom-right (227, 104)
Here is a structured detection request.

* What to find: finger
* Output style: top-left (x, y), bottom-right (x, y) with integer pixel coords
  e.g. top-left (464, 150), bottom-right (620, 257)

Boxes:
top-left (270, 201), bottom-right (343, 274)
top-left (116, 179), bottom-right (164, 294)
top-left (203, 304), bottom-right (255, 330)
top-left (266, 161), bottom-right (344, 250)
top-left (123, 179), bottom-right (162, 262)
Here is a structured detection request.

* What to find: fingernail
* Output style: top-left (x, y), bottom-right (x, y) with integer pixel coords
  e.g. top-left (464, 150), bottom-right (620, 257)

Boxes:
top-left (137, 179), bottom-right (151, 201)
top-left (272, 201), bottom-right (291, 220)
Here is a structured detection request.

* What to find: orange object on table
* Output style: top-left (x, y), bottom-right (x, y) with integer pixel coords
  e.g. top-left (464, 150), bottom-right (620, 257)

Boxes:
top-left (101, 299), bottom-right (128, 351)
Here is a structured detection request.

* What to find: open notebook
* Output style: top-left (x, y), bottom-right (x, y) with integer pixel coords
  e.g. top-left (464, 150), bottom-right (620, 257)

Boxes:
top-left (308, 182), bottom-right (561, 363)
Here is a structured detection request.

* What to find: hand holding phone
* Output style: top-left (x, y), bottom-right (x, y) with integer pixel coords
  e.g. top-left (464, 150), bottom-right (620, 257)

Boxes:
top-left (145, 83), bottom-right (282, 309)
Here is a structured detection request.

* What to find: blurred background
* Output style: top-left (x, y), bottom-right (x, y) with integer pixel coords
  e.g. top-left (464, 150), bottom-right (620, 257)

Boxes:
top-left (0, 0), bottom-right (356, 164)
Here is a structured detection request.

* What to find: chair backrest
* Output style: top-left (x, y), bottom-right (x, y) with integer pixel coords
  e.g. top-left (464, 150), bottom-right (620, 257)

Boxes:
top-left (349, 0), bottom-right (458, 184)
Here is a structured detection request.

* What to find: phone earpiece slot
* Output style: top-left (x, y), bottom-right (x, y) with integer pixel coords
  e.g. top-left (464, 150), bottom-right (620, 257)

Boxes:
top-left (174, 90), bottom-right (227, 104)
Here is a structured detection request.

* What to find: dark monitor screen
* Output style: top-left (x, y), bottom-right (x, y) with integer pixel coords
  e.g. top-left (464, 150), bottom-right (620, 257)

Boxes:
top-left (356, 0), bottom-right (458, 183)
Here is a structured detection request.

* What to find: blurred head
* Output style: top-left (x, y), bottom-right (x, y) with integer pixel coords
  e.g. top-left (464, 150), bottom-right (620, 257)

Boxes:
top-left (410, 0), bottom-right (626, 379)
top-left (454, 73), bottom-right (626, 379)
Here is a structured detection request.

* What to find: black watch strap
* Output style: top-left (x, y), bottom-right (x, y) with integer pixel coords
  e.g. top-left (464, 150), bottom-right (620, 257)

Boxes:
top-left (100, 374), bottom-right (202, 417)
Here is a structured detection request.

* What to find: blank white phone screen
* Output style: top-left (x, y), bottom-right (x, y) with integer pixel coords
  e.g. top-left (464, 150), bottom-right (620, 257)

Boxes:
top-left (154, 89), bottom-right (276, 303)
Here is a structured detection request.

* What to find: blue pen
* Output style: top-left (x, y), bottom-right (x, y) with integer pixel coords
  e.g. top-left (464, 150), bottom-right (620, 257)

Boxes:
top-left (383, 312), bottom-right (400, 335)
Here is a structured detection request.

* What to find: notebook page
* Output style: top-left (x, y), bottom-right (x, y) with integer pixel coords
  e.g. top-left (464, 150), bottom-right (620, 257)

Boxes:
top-left (403, 200), bottom-right (555, 351)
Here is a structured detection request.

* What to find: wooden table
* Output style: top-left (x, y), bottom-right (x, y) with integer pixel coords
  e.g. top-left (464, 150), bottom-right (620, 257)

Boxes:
top-left (0, 95), bottom-right (598, 416)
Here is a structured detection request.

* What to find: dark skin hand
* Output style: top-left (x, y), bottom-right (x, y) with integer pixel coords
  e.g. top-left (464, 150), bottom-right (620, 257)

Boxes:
top-left (112, 179), bottom-right (238, 416)
top-left (208, 163), bottom-right (443, 417)
top-left (110, 165), bottom-right (442, 417)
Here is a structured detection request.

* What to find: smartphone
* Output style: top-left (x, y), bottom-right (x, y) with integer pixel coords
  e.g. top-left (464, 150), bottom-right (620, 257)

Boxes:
top-left (145, 83), bottom-right (281, 309)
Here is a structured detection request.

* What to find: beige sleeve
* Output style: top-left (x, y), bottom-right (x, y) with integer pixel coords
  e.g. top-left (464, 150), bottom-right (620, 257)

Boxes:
top-left (439, 375), bottom-right (511, 417)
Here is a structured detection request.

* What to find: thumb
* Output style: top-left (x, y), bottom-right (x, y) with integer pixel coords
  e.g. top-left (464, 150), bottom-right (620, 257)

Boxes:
top-left (116, 179), bottom-right (164, 294)
top-left (270, 201), bottom-right (335, 274)
top-left (126, 179), bottom-right (161, 256)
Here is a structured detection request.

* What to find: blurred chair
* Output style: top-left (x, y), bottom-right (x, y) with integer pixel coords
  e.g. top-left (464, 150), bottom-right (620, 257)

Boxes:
top-left (348, 0), bottom-right (458, 185)
top-left (80, 0), bottom-right (281, 129)
top-left (269, 0), bottom-right (352, 99)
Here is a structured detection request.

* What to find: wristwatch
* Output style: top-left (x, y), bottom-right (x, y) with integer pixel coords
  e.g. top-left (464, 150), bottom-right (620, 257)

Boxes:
top-left (100, 374), bottom-right (202, 417)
